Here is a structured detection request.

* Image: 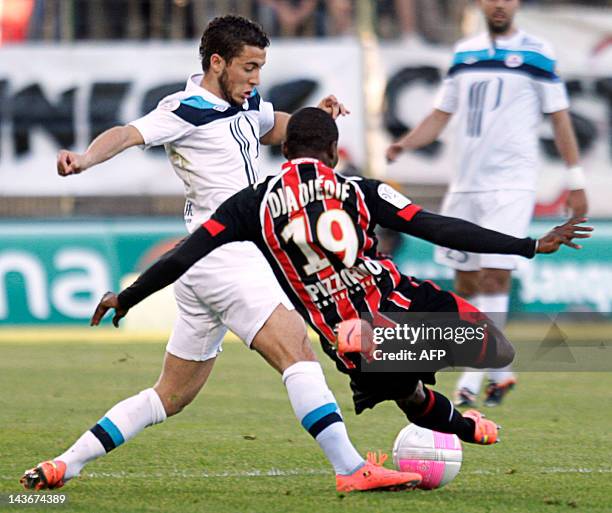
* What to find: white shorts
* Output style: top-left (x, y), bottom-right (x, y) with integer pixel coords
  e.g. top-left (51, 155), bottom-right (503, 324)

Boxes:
top-left (434, 190), bottom-right (536, 272)
top-left (166, 241), bottom-right (294, 362)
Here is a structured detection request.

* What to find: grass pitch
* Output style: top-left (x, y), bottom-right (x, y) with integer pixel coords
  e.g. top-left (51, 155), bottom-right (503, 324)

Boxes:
top-left (0, 333), bottom-right (610, 513)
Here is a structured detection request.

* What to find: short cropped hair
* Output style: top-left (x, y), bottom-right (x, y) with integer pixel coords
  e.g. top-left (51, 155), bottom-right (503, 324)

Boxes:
top-left (285, 108), bottom-right (339, 156)
top-left (199, 15), bottom-right (270, 72)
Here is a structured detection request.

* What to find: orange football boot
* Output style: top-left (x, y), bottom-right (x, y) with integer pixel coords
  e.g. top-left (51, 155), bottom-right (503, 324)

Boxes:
top-left (463, 410), bottom-right (501, 445)
top-left (336, 453), bottom-right (421, 492)
top-left (20, 460), bottom-right (67, 490)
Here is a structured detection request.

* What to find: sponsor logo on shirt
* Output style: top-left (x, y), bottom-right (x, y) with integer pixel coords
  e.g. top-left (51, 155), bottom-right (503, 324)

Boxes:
top-left (377, 183), bottom-right (411, 209)
top-left (505, 54), bottom-right (524, 68)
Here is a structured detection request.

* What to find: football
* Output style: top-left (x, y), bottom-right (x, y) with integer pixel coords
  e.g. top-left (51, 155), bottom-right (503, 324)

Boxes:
top-left (392, 424), bottom-right (463, 489)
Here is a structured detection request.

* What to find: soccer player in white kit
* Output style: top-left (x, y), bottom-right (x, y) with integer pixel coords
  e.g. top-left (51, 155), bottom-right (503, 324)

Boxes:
top-left (21, 16), bottom-right (419, 493)
top-left (386, 0), bottom-right (588, 407)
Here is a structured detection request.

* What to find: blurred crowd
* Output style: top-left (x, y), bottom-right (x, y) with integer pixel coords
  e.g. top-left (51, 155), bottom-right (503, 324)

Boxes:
top-left (2, 0), bottom-right (608, 46)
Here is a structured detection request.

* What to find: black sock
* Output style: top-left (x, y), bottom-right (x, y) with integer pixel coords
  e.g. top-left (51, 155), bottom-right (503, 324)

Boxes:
top-left (400, 387), bottom-right (476, 443)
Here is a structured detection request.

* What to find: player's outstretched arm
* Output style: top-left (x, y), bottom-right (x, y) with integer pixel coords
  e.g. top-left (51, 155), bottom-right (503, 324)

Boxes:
top-left (365, 181), bottom-right (593, 257)
top-left (395, 210), bottom-right (591, 258)
top-left (57, 125), bottom-right (144, 176)
top-left (386, 109), bottom-right (451, 162)
top-left (370, 187), bottom-right (592, 258)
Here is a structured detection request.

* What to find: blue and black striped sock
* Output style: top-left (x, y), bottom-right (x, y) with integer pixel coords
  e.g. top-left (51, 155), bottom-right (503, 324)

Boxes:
top-left (283, 361), bottom-right (364, 475)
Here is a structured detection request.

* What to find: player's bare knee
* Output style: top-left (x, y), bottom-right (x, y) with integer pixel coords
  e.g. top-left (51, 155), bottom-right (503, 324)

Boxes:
top-left (454, 271), bottom-right (480, 298)
top-left (252, 304), bottom-right (316, 372)
top-left (480, 269), bottom-right (511, 294)
top-left (154, 387), bottom-right (194, 417)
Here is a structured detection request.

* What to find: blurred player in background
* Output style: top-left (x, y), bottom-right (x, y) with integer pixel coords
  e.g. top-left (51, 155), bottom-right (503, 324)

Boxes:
top-left (21, 16), bottom-right (421, 494)
top-left (386, 0), bottom-right (588, 407)
top-left (90, 108), bottom-right (591, 453)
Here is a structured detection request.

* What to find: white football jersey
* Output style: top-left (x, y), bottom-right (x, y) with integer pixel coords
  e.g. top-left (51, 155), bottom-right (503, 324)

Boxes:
top-left (434, 30), bottom-right (569, 192)
top-left (130, 73), bottom-right (275, 232)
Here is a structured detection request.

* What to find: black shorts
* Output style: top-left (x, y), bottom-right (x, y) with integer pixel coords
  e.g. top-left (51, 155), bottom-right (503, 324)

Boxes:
top-left (320, 277), bottom-right (479, 415)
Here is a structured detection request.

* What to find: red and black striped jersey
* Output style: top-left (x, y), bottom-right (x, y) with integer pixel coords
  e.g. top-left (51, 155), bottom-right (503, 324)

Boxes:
top-left (118, 158), bottom-right (536, 344)
top-left (257, 158), bottom-right (414, 342)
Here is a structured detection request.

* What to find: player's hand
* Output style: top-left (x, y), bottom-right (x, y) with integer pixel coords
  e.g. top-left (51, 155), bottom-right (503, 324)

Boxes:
top-left (566, 189), bottom-right (588, 217)
top-left (335, 319), bottom-right (376, 362)
top-left (90, 291), bottom-right (129, 328)
top-left (536, 217), bottom-right (593, 254)
top-left (317, 95), bottom-right (350, 120)
top-left (386, 142), bottom-right (405, 163)
top-left (57, 150), bottom-right (88, 176)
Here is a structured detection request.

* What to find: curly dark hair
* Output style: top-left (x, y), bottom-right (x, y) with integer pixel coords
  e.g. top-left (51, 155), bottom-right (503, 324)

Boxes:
top-left (199, 15), bottom-right (270, 72)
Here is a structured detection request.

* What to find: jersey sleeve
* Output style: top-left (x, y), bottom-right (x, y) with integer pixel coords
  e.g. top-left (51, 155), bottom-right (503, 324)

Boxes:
top-left (360, 179), bottom-right (536, 258)
top-left (258, 97), bottom-right (275, 137)
top-left (531, 44), bottom-right (570, 114)
top-left (129, 96), bottom-right (196, 148)
top-left (433, 77), bottom-right (459, 113)
top-left (535, 80), bottom-right (569, 114)
top-left (117, 187), bottom-right (259, 310)
top-left (433, 46), bottom-right (460, 113)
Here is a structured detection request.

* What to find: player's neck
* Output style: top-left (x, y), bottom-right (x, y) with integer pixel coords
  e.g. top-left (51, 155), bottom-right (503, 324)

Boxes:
top-left (488, 25), bottom-right (518, 41)
top-left (200, 74), bottom-right (227, 103)
top-left (287, 153), bottom-right (331, 167)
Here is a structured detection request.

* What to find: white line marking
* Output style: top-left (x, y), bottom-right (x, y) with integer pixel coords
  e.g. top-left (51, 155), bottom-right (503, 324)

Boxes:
top-left (4, 467), bottom-right (611, 482)
top-left (57, 467), bottom-right (612, 480)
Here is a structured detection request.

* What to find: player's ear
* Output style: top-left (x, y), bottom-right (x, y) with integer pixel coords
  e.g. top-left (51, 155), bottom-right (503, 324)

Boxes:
top-left (209, 53), bottom-right (225, 73)
top-left (328, 141), bottom-right (339, 168)
top-left (281, 141), bottom-right (290, 160)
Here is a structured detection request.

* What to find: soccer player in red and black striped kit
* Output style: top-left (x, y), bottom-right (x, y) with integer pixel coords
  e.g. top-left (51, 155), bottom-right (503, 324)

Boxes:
top-left (93, 107), bottom-right (592, 447)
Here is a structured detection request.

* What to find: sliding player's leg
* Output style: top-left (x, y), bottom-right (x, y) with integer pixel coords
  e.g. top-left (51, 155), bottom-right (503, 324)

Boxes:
top-left (394, 281), bottom-right (508, 443)
top-left (328, 279), bottom-right (507, 446)
top-left (328, 356), bottom-right (500, 446)
top-left (395, 382), bottom-right (500, 445)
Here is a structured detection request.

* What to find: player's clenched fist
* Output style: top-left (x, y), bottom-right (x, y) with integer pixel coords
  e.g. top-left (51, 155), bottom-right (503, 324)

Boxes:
top-left (536, 217), bottom-right (593, 253)
top-left (90, 291), bottom-right (129, 328)
top-left (386, 142), bottom-right (405, 163)
top-left (57, 150), bottom-right (88, 176)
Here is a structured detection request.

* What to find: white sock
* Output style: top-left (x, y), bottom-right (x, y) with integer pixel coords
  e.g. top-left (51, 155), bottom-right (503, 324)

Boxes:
top-left (478, 293), bottom-right (515, 384)
top-left (282, 361), bottom-right (364, 476)
top-left (488, 364), bottom-right (515, 384)
top-left (456, 294), bottom-right (485, 394)
top-left (479, 293), bottom-right (509, 332)
top-left (456, 293), bottom-right (513, 393)
top-left (456, 371), bottom-right (486, 396)
top-left (57, 388), bottom-right (167, 480)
